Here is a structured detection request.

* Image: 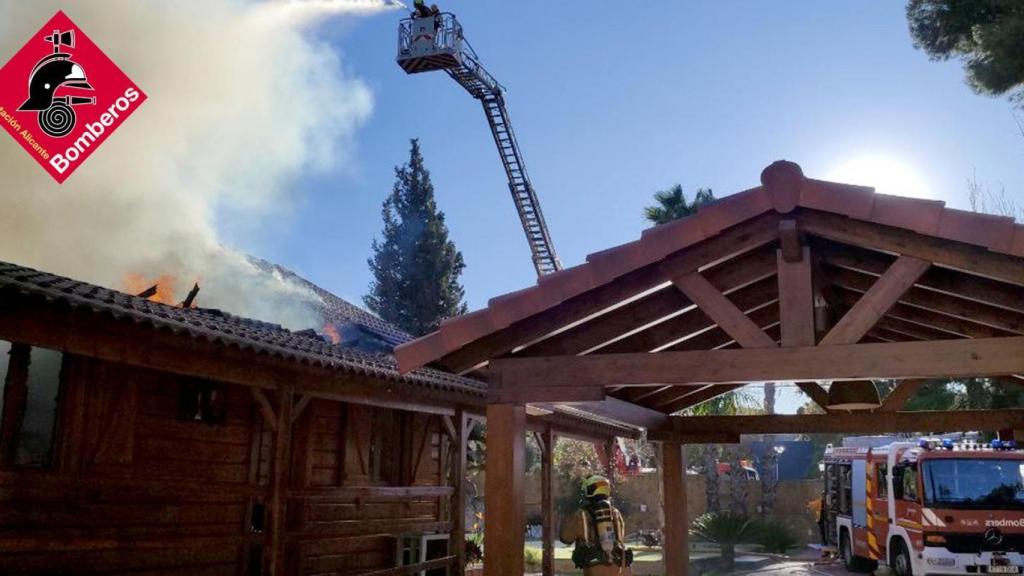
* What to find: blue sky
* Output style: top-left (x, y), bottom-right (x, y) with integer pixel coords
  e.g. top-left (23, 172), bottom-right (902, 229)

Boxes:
top-left (237, 1), bottom-right (1022, 411)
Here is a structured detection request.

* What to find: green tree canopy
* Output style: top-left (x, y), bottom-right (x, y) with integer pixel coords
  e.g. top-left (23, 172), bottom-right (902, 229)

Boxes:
top-left (907, 0), bottom-right (1024, 105)
top-left (643, 184), bottom-right (715, 225)
top-left (365, 139), bottom-right (467, 336)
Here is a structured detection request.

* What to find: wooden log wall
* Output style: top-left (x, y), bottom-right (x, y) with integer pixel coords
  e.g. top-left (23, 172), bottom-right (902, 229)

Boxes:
top-left (0, 355), bottom-right (270, 575)
top-left (285, 399), bottom-right (449, 575)
top-left (0, 353), bottom-right (453, 576)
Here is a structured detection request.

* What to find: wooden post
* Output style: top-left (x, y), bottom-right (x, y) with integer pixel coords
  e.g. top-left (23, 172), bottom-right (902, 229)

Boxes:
top-left (270, 386), bottom-right (294, 576)
top-left (540, 426), bottom-right (556, 576)
top-left (484, 404), bottom-right (525, 576)
top-left (662, 441), bottom-right (688, 576)
top-left (453, 408), bottom-right (468, 576)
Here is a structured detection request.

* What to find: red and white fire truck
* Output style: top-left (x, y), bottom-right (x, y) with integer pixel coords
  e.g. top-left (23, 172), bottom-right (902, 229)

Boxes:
top-left (822, 436), bottom-right (1024, 576)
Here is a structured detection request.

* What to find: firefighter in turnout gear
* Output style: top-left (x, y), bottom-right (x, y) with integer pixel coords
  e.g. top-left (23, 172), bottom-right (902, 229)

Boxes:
top-left (560, 475), bottom-right (634, 576)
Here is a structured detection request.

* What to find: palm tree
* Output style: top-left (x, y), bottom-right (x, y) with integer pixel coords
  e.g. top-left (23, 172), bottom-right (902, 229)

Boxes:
top-left (760, 382), bottom-right (778, 518)
top-left (685, 392), bottom-right (746, 515)
top-left (643, 185), bottom-right (714, 225)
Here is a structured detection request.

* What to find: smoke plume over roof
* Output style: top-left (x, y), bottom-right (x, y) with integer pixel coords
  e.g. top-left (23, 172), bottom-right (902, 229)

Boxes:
top-left (0, 0), bottom-right (393, 328)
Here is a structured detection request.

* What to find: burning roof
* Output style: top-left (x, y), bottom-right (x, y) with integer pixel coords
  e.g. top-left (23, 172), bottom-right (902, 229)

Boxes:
top-left (0, 260), bottom-right (485, 399)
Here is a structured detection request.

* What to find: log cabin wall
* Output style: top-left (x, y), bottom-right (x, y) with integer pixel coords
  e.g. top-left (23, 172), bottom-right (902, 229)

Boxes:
top-left (0, 351), bottom-right (272, 576)
top-left (0, 345), bottom-right (453, 576)
top-left (285, 399), bottom-right (451, 575)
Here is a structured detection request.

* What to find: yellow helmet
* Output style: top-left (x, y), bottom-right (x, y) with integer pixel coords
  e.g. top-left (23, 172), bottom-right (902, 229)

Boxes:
top-left (582, 475), bottom-right (611, 499)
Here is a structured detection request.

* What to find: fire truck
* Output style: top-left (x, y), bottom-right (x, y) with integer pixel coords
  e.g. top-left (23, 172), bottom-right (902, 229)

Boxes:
top-left (822, 435), bottom-right (1024, 576)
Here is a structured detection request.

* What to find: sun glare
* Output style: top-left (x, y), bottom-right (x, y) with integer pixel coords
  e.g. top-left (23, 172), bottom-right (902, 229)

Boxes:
top-left (825, 156), bottom-right (933, 199)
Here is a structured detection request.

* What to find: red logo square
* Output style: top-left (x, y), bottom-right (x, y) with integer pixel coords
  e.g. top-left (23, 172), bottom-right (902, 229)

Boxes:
top-left (0, 11), bottom-right (146, 183)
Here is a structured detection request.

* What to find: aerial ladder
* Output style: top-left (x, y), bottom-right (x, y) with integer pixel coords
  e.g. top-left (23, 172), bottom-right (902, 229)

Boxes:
top-left (396, 11), bottom-right (561, 277)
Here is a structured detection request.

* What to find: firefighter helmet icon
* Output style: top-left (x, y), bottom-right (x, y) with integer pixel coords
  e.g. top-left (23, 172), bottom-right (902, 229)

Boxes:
top-left (17, 28), bottom-right (96, 138)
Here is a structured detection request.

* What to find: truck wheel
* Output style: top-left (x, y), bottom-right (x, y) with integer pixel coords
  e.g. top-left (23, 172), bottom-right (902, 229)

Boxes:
top-left (841, 531), bottom-right (878, 573)
top-left (891, 539), bottom-right (913, 576)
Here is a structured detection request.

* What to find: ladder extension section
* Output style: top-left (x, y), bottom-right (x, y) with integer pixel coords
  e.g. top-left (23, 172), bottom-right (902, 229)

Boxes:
top-left (445, 59), bottom-right (561, 276)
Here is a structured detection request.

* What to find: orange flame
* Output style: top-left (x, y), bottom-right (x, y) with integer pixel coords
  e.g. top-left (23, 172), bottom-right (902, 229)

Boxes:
top-left (123, 273), bottom-right (178, 304)
top-left (323, 323), bottom-right (341, 344)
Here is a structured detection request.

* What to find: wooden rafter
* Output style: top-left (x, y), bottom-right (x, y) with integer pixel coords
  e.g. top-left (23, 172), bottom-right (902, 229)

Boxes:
top-left (435, 214), bottom-right (783, 373)
top-left (799, 211), bottom-right (1024, 287)
top-left (671, 271), bottom-right (776, 348)
top-left (875, 316), bottom-right (957, 341)
top-left (814, 238), bottom-right (1024, 315)
top-left (819, 255), bottom-right (931, 346)
top-left (490, 337), bottom-right (1024, 395)
top-left (625, 320), bottom-right (777, 405)
top-left (663, 384), bottom-right (746, 415)
top-left (651, 409), bottom-right (1024, 441)
top-left (826, 265), bottom-right (1024, 335)
top-left (879, 379), bottom-right (926, 412)
top-left (627, 320), bottom-right (782, 409)
top-left (521, 247), bottom-right (778, 357)
top-left (632, 384), bottom-right (709, 412)
top-left (664, 305), bottom-right (780, 352)
top-left (602, 276), bottom-right (779, 355)
top-left (796, 382), bottom-right (830, 410)
top-left (833, 289), bottom-right (1014, 340)
top-left (554, 397), bottom-right (667, 429)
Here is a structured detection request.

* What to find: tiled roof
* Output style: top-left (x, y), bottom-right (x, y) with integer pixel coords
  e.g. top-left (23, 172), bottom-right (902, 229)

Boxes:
top-left (248, 257), bottom-right (413, 346)
top-left (0, 261), bottom-right (485, 399)
top-left (396, 160), bottom-right (1024, 373)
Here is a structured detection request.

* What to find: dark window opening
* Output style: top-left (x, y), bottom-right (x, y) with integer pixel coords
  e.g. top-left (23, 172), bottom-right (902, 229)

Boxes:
top-left (179, 379), bottom-right (227, 424)
top-left (249, 500), bottom-right (267, 533)
top-left (0, 342), bottom-right (63, 468)
top-left (877, 463), bottom-right (889, 498)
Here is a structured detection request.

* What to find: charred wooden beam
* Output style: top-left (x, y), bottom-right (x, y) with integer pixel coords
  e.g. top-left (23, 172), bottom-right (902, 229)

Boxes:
top-left (179, 283), bottom-right (200, 309)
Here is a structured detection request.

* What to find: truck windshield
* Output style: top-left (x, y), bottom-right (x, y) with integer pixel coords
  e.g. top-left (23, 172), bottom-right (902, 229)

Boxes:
top-left (923, 458), bottom-right (1024, 509)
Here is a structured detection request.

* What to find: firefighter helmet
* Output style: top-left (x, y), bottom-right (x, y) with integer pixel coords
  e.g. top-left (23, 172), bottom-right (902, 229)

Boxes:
top-left (18, 56), bottom-right (93, 112)
top-left (582, 475), bottom-right (611, 500)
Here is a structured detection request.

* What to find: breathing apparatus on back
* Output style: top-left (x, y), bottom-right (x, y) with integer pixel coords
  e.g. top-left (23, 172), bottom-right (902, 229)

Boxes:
top-left (572, 475), bottom-right (633, 570)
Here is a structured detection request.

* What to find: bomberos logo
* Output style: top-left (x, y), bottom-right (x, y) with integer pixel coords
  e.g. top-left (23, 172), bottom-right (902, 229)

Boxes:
top-left (0, 10), bottom-right (145, 183)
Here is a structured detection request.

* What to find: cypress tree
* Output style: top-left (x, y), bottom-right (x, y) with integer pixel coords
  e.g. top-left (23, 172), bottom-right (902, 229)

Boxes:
top-left (365, 139), bottom-right (467, 336)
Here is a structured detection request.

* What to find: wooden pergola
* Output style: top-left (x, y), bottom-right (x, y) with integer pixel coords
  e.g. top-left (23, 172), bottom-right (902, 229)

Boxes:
top-left (397, 161), bottom-right (1024, 576)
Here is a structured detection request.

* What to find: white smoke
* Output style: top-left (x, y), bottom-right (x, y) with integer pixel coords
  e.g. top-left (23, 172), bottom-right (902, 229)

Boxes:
top-left (0, 0), bottom-right (393, 328)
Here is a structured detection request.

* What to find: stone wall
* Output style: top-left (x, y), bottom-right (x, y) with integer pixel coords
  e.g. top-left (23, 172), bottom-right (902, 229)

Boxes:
top-left (512, 471), bottom-right (823, 546)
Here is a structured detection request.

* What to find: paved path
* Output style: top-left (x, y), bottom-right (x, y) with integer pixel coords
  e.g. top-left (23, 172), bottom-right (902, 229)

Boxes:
top-left (740, 558), bottom-right (890, 576)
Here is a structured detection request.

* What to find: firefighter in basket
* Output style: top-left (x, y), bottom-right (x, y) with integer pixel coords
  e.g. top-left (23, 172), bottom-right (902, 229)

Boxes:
top-left (559, 475), bottom-right (634, 576)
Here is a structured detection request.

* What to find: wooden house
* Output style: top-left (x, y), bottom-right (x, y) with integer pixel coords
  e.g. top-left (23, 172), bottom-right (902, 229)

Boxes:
top-left (0, 261), bottom-right (635, 575)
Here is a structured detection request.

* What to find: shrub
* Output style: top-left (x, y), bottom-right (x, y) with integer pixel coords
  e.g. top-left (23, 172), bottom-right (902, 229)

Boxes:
top-left (690, 511), bottom-right (761, 572)
top-left (755, 519), bottom-right (799, 554)
top-left (524, 547), bottom-right (542, 571)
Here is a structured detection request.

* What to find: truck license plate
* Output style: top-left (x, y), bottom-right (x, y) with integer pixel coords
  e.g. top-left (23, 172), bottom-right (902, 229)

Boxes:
top-left (989, 566), bottom-right (1020, 574)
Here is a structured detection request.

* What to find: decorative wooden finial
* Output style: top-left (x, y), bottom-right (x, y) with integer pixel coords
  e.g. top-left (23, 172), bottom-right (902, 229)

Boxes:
top-left (761, 160), bottom-right (804, 213)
